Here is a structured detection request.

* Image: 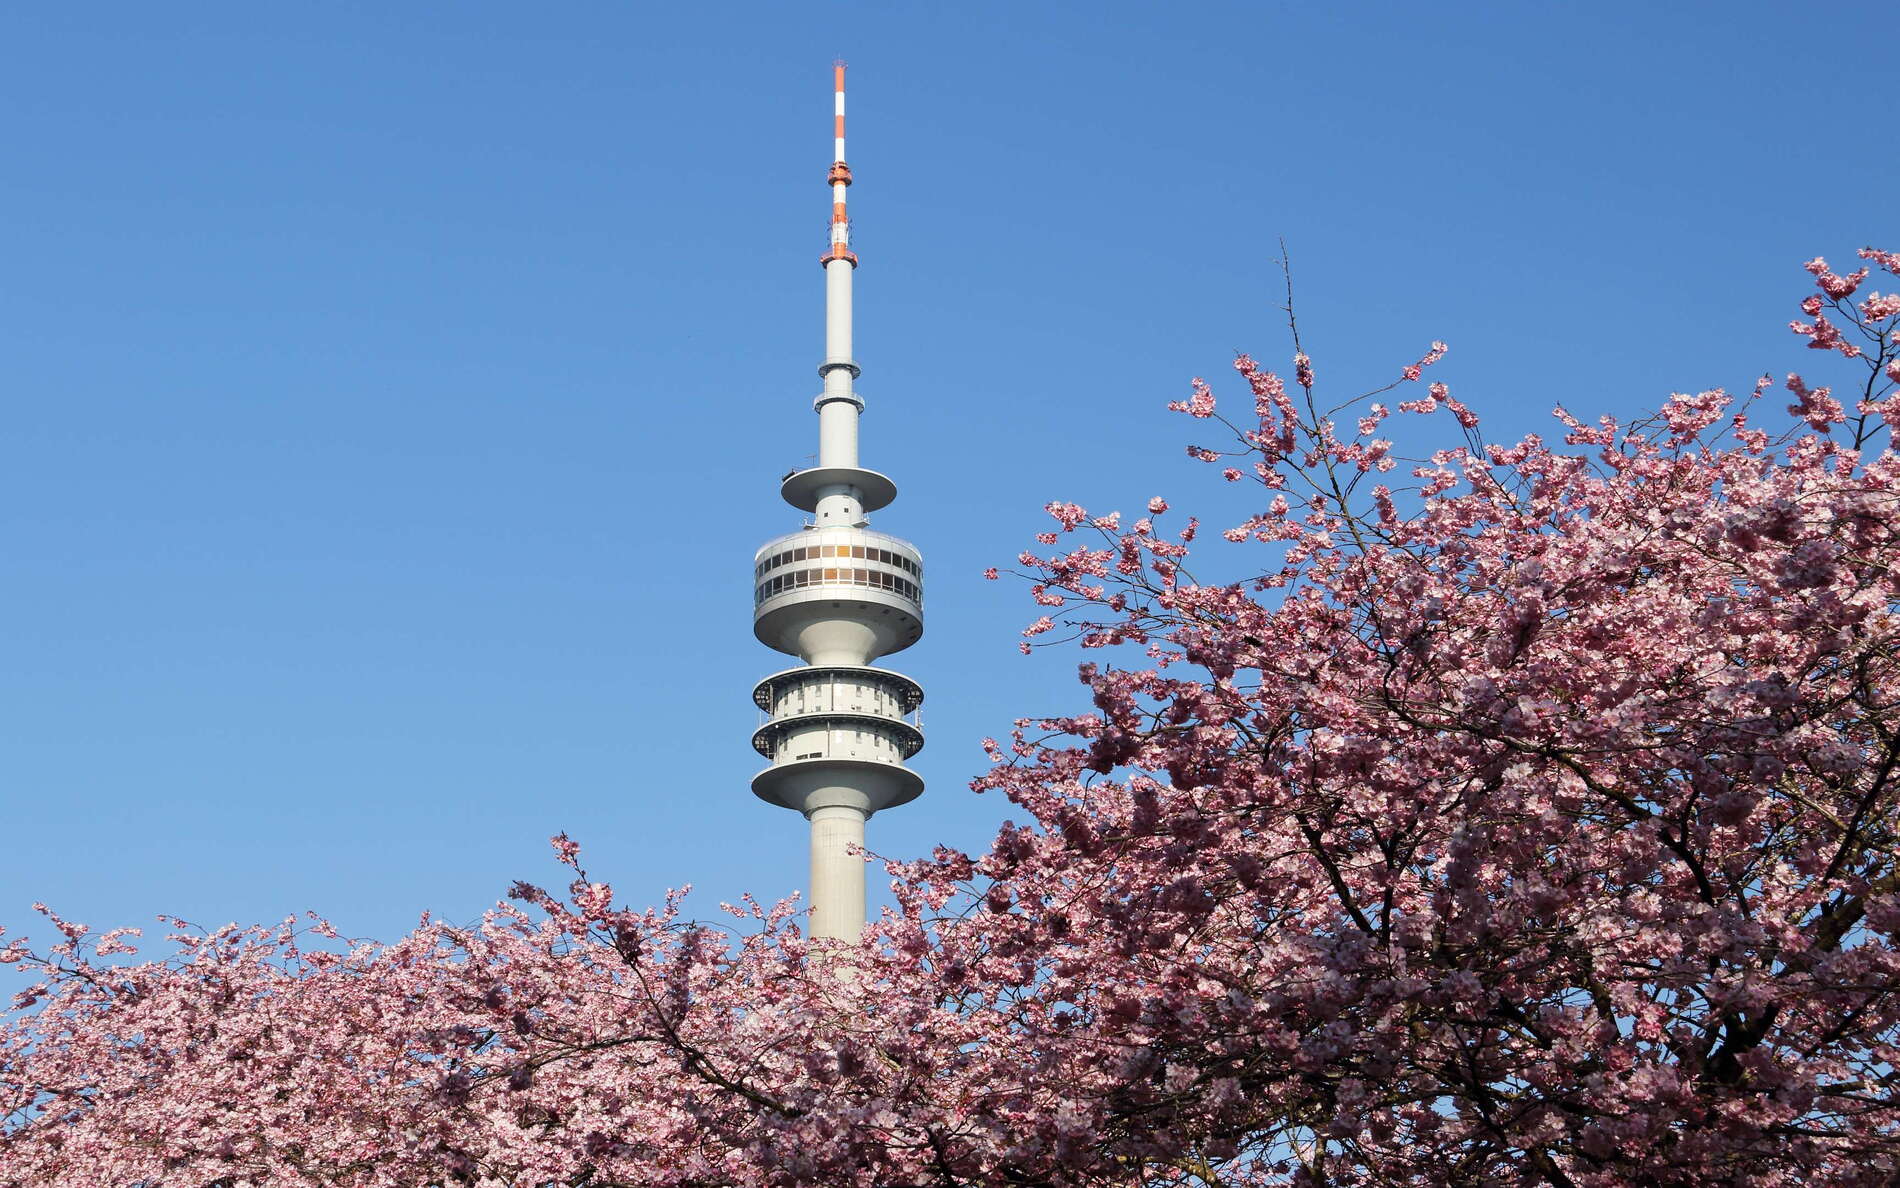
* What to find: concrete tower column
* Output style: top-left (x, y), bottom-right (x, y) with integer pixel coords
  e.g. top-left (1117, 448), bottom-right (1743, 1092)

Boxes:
top-left (815, 256), bottom-right (862, 527)
top-left (823, 258), bottom-right (855, 389)
top-left (808, 805), bottom-right (869, 941)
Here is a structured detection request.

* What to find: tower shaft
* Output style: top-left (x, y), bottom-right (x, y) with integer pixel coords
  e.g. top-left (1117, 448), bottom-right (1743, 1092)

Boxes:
top-left (809, 805), bottom-right (868, 940)
top-left (820, 260), bottom-right (857, 470)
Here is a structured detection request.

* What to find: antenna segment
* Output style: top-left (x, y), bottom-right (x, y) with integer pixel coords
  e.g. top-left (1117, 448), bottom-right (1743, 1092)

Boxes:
top-left (747, 64), bottom-right (926, 943)
top-left (824, 61), bottom-right (855, 269)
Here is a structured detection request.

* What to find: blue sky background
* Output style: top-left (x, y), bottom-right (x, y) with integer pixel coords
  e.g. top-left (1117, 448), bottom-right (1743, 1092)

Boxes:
top-left (2, 3), bottom-right (1892, 951)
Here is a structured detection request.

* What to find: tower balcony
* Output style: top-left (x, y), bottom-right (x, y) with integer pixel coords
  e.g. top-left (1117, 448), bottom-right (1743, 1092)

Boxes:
top-left (752, 664), bottom-right (923, 719)
top-left (750, 755), bottom-right (924, 817)
top-left (781, 465), bottom-right (895, 517)
top-left (751, 710), bottom-right (923, 763)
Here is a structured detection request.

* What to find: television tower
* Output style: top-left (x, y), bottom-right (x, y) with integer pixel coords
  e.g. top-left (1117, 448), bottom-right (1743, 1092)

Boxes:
top-left (749, 62), bottom-right (924, 943)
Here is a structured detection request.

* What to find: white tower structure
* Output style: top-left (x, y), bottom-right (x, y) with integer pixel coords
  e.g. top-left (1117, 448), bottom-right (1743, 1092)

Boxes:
top-left (750, 62), bottom-right (924, 943)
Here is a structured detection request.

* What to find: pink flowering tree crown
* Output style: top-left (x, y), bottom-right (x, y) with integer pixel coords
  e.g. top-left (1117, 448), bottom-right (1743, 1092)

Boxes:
top-left (1, 250), bottom-right (1897, 1186)
top-left (967, 247), bottom-right (1900, 1183)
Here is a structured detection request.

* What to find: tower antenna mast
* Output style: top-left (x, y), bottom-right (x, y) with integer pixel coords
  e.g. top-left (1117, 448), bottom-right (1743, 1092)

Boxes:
top-left (824, 59), bottom-right (856, 269)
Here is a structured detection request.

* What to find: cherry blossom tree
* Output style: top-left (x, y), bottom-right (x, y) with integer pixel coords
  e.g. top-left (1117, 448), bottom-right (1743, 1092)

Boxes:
top-left (3, 250), bottom-right (1899, 1186)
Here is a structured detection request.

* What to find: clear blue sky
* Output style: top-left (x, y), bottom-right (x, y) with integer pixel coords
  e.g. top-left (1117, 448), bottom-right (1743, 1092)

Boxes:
top-left (2, 3), bottom-right (1891, 946)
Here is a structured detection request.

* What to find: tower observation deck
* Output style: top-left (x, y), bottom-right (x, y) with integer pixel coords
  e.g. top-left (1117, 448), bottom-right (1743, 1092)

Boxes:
top-left (750, 62), bottom-right (924, 943)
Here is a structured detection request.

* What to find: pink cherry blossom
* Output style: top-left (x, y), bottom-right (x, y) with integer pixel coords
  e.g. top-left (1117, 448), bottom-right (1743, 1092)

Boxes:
top-left (1862, 292), bottom-right (1900, 322)
top-left (1861, 246), bottom-right (1900, 276)
top-left (1167, 379), bottom-right (1217, 418)
top-left (1400, 339), bottom-right (1449, 381)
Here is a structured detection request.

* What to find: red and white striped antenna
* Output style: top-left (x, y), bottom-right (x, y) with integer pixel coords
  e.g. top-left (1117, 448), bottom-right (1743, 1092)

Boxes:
top-left (822, 59), bottom-right (857, 267)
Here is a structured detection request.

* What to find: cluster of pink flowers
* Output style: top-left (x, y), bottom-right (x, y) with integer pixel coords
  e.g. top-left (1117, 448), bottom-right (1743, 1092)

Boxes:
top-left (2, 251), bottom-right (1898, 1186)
top-left (1787, 249), bottom-right (1900, 444)
top-left (1166, 379), bottom-right (1218, 419)
top-left (1401, 340), bottom-right (1449, 381)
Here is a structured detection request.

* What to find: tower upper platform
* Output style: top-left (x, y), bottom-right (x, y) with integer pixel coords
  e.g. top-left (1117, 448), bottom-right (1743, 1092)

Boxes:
top-left (780, 465), bottom-right (897, 517)
top-left (752, 526), bottom-right (922, 664)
